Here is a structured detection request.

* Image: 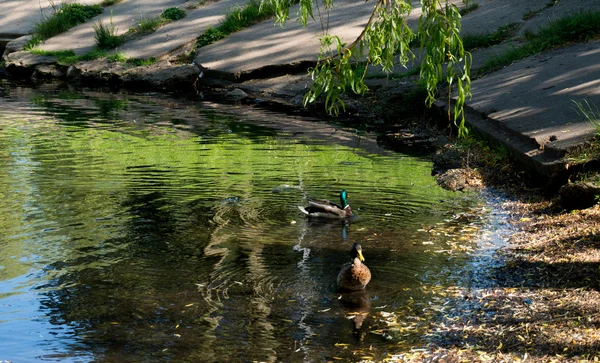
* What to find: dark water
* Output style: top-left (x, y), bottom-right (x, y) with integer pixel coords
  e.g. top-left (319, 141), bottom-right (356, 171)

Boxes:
top-left (0, 83), bottom-right (493, 362)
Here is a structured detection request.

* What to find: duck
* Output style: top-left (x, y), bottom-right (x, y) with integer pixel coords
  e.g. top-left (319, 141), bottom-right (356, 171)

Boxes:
top-left (298, 190), bottom-right (353, 219)
top-left (337, 243), bottom-right (371, 292)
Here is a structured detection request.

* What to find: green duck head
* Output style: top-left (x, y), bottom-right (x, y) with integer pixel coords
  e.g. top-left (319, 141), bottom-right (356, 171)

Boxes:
top-left (350, 242), bottom-right (365, 262)
top-left (339, 190), bottom-right (349, 208)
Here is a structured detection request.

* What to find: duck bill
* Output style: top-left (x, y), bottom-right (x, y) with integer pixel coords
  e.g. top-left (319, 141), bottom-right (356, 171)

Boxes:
top-left (357, 251), bottom-right (365, 262)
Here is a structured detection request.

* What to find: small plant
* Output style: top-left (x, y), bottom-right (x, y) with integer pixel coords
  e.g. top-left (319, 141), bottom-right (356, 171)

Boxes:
top-left (197, 26), bottom-right (226, 47)
top-left (94, 15), bottom-right (125, 49)
top-left (162, 7), bottom-right (186, 21)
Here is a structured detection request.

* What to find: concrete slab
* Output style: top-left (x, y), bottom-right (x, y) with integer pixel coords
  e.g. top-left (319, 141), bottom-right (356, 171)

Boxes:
top-left (39, 0), bottom-right (188, 55)
top-left (118, 0), bottom-right (240, 60)
top-left (193, 0), bottom-right (376, 80)
top-left (464, 39), bottom-right (600, 175)
top-left (0, 0), bottom-right (100, 36)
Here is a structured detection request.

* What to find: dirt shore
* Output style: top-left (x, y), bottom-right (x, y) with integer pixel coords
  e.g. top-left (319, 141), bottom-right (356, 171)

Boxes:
top-left (387, 135), bottom-right (600, 362)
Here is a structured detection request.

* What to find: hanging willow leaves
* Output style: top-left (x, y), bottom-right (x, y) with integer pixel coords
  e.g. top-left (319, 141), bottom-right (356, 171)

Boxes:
top-left (261, 0), bottom-right (472, 136)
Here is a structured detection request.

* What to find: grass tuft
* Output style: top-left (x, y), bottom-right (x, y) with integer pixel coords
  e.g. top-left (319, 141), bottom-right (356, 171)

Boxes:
top-left (134, 16), bottom-right (163, 34)
top-left (162, 7), bottom-right (186, 21)
top-left (94, 16), bottom-right (125, 49)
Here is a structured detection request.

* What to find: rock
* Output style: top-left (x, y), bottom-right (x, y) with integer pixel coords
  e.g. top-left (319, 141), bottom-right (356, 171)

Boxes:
top-left (32, 64), bottom-right (65, 80)
top-left (558, 182), bottom-right (600, 210)
top-left (436, 168), bottom-right (483, 191)
top-left (4, 50), bottom-right (56, 76)
top-left (436, 168), bottom-right (468, 191)
top-left (66, 65), bottom-right (82, 80)
top-left (225, 88), bottom-right (247, 101)
top-left (2, 35), bottom-right (33, 60)
top-left (123, 62), bottom-right (200, 89)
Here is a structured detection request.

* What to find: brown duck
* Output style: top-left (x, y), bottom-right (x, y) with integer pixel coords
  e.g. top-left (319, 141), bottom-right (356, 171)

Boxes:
top-left (337, 243), bottom-right (371, 291)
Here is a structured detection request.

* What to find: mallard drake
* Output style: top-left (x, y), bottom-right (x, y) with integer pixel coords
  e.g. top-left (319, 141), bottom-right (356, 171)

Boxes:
top-left (298, 190), bottom-right (353, 219)
top-left (337, 243), bottom-right (371, 292)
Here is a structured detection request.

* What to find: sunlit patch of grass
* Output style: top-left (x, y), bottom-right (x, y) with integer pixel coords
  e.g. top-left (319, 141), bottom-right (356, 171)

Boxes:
top-left (196, 0), bottom-right (276, 48)
top-left (106, 52), bottom-right (127, 63)
top-left (481, 11), bottom-right (600, 73)
top-left (29, 49), bottom-right (76, 58)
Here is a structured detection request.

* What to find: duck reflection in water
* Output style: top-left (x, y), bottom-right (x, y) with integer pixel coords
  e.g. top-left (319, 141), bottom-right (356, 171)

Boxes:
top-left (339, 290), bottom-right (372, 333)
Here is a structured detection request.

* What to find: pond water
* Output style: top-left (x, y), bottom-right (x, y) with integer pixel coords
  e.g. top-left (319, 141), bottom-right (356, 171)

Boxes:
top-left (0, 82), bottom-right (493, 362)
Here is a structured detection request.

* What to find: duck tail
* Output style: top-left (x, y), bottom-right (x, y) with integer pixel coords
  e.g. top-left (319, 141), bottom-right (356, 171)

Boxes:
top-left (297, 206), bottom-right (309, 215)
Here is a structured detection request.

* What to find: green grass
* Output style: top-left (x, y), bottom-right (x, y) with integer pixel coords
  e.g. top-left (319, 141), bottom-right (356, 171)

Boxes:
top-left (94, 18), bottom-right (125, 49)
top-left (60, 49), bottom-right (108, 64)
top-left (162, 7), bottom-right (186, 21)
top-left (29, 49), bottom-right (76, 58)
top-left (462, 22), bottom-right (520, 50)
top-left (196, 0), bottom-right (276, 48)
top-left (481, 11), bottom-right (600, 73)
top-left (565, 100), bottom-right (600, 163)
top-left (25, 3), bottom-right (103, 49)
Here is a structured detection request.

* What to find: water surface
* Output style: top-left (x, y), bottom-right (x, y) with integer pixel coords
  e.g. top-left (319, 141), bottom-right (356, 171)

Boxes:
top-left (0, 83), bottom-right (486, 362)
